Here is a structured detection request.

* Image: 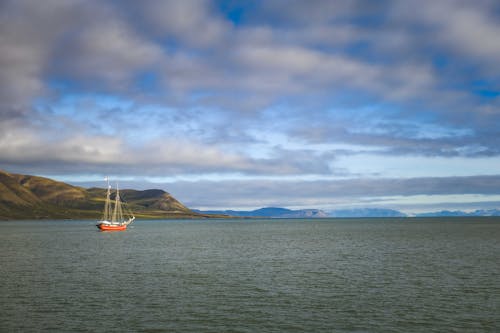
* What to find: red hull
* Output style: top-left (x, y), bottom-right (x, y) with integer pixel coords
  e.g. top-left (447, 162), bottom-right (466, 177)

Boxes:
top-left (97, 223), bottom-right (127, 231)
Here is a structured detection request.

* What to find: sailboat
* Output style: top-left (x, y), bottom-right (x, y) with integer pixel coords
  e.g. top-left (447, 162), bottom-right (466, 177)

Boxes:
top-left (96, 179), bottom-right (135, 231)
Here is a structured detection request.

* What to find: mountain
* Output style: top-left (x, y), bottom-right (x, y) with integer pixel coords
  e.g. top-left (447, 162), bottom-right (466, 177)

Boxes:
top-left (196, 207), bottom-right (408, 218)
top-left (328, 208), bottom-right (407, 218)
top-left (195, 207), bottom-right (329, 218)
top-left (0, 170), bottom-right (211, 220)
top-left (415, 209), bottom-right (500, 217)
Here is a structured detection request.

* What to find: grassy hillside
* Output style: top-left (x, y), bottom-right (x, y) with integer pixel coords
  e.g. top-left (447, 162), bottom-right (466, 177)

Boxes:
top-left (0, 170), bottom-right (217, 220)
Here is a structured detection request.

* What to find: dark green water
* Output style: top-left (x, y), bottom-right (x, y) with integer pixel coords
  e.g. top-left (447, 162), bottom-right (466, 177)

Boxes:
top-left (1, 218), bottom-right (499, 332)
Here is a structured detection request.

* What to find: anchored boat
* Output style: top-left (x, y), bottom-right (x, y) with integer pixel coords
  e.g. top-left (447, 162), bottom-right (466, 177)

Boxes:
top-left (96, 179), bottom-right (135, 231)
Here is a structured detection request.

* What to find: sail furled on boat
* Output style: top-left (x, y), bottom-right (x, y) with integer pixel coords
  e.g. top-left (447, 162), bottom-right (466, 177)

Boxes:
top-left (102, 183), bottom-right (112, 222)
top-left (111, 187), bottom-right (124, 223)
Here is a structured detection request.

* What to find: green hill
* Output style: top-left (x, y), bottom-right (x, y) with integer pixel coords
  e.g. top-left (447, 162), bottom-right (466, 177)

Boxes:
top-left (0, 170), bottom-right (214, 220)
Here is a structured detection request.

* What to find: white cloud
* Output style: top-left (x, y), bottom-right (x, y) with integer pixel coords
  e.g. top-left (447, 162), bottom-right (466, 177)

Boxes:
top-left (133, 0), bottom-right (231, 47)
top-left (1, 0), bottom-right (500, 214)
top-left (420, 1), bottom-right (500, 64)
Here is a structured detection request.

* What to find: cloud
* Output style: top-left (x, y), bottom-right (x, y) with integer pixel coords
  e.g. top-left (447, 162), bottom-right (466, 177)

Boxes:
top-left (119, 175), bottom-right (500, 211)
top-left (1, 0), bottom-right (488, 116)
top-left (290, 117), bottom-right (491, 158)
top-left (55, 14), bottom-right (164, 89)
top-left (131, 0), bottom-right (231, 48)
top-left (41, 1), bottom-right (166, 93)
top-left (0, 0), bottom-right (67, 108)
top-left (0, 115), bottom-right (337, 177)
top-left (1, 0), bottom-right (500, 217)
top-left (394, 1), bottom-right (500, 68)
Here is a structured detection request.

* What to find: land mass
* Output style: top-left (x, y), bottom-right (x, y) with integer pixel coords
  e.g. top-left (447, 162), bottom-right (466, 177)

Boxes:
top-left (2, 170), bottom-right (499, 220)
top-left (0, 170), bottom-right (218, 220)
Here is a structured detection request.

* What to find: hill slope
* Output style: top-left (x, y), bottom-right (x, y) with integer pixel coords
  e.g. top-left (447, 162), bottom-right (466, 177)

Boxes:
top-left (0, 170), bottom-right (207, 220)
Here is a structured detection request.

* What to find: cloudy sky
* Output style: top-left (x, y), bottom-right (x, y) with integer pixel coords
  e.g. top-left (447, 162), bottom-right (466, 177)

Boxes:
top-left (2, 0), bottom-right (500, 213)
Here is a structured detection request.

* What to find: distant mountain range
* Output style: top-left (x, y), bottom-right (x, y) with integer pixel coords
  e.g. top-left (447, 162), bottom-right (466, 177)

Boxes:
top-left (194, 207), bottom-right (329, 218)
top-left (0, 170), bottom-right (214, 220)
top-left (195, 207), bottom-right (407, 218)
top-left (328, 208), bottom-right (406, 218)
top-left (414, 209), bottom-right (500, 217)
top-left (196, 207), bottom-right (500, 218)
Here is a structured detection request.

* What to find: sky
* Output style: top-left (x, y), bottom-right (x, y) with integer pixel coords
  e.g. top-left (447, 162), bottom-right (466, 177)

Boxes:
top-left (1, 0), bottom-right (500, 213)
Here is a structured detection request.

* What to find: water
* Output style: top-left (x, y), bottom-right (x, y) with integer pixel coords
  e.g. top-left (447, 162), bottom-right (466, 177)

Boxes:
top-left (1, 218), bottom-right (499, 332)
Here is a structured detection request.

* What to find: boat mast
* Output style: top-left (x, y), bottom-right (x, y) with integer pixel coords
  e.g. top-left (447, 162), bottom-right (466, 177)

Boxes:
top-left (103, 177), bottom-right (111, 221)
top-left (111, 183), bottom-right (124, 223)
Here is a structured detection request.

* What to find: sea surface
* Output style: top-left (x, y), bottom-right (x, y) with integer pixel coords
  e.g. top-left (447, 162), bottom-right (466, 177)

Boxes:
top-left (0, 218), bottom-right (499, 332)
